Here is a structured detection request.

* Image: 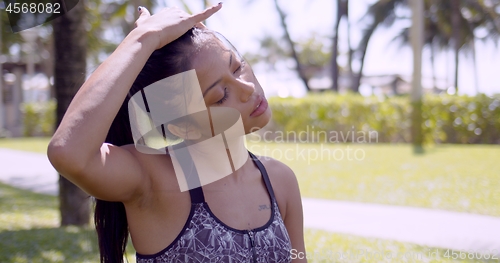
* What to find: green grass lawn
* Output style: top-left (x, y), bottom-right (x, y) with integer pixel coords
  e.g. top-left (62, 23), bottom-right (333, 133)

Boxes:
top-left (1, 138), bottom-right (499, 262)
top-left (0, 183), bottom-right (137, 263)
top-left (2, 182), bottom-right (498, 263)
top-left (2, 137), bottom-right (500, 216)
top-left (247, 141), bottom-right (500, 217)
top-left (304, 228), bottom-right (499, 262)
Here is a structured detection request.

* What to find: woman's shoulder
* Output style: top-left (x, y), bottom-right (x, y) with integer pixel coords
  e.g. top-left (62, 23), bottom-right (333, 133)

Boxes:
top-left (254, 154), bottom-right (296, 181)
top-left (252, 154), bottom-right (301, 219)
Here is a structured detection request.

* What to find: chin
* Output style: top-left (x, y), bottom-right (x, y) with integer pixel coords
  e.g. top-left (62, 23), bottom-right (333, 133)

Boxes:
top-left (244, 108), bottom-right (272, 134)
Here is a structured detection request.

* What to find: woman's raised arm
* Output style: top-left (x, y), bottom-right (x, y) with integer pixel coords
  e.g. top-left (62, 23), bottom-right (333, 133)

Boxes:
top-left (47, 4), bottom-right (222, 201)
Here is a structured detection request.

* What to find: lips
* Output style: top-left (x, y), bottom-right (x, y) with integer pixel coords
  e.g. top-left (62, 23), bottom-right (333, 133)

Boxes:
top-left (250, 95), bottom-right (268, 117)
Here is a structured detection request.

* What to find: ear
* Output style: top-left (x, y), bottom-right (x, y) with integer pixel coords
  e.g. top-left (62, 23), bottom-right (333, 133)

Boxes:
top-left (167, 123), bottom-right (202, 140)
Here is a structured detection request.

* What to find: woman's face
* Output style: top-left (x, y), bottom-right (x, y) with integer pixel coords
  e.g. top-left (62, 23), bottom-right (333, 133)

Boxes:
top-left (191, 35), bottom-right (272, 134)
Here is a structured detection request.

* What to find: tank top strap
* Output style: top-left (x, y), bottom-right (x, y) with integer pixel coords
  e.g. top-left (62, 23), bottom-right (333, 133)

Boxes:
top-left (248, 151), bottom-right (277, 201)
top-left (189, 186), bottom-right (205, 204)
top-left (184, 151), bottom-right (274, 204)
top-left (171, 146), bottom-right (206, 204)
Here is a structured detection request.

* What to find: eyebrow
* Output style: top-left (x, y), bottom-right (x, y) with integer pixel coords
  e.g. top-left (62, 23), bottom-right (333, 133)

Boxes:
top-left (202, 53), bottom-right (233, 98)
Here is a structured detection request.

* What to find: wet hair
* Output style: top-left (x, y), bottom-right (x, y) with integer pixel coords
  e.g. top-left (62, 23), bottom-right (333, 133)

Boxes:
top-left (94, 27), bottom-right (211, 263)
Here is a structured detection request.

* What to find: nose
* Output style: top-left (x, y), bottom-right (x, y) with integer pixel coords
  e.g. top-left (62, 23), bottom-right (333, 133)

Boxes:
top-left (237, 79), bottom-right (255, 102)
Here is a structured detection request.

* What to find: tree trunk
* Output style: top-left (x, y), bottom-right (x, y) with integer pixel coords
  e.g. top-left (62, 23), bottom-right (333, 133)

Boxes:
top-left (53, 0), bottom-right (90, 226)
top-left (430, 42), bottom-right (437, 91)
top-left (330, 0), bottom-right (342, 91)
top-left (345, 0), bottom-right (354, 91)
top-left (272, 0), bottom-right (311, 91)
top-left (353, 25), bottom-right (376, 93)
top-left (58, 175), bottom-right (91, 225)
top-left (0, 9), bottom-right (4, 133)
top-left (410, 0), bottom-right (424, 151)
top-left (451, 0), bottom-right (461, 93)
top-left (471, 39), bottom-right (480, 94)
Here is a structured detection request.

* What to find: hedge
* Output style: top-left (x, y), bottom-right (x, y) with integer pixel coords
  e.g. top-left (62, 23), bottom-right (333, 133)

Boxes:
top-left (266, 92), bottom-right (500, 144)
top-left (20, 93), bottom-right (500, 144)
top-left (21, 100), bottom-right (56, 137)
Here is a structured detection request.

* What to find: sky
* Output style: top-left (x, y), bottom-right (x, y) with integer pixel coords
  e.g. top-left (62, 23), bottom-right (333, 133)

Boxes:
top-left (3, 0), bottom-right (499, 97)
top-left (162, 0), bottom-right (500, 98)
top-left (8, 0), bottom-right (498, 98)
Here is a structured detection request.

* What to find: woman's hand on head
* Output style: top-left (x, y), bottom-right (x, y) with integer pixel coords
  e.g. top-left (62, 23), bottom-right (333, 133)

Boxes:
top-left (134, 3), bottom-right (222, 50)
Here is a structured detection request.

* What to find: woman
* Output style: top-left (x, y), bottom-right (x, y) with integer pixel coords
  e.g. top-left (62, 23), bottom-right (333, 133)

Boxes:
top-left (47, 3), bottom-right (306, 263)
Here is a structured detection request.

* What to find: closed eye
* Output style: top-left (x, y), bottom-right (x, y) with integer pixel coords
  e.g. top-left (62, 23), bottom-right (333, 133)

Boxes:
top-left (233, 60), bottom-right (245, 75)
top-left (215, 88), bottom-right (229, 105)
top-left (215, 59), bottom-right (244, 105)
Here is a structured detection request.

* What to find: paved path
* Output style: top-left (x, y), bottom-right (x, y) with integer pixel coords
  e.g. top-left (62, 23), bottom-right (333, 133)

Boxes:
top-left (303, 198), bottom-right (500, 257)
top-left (0, 148), bottom-right (58, 195)
top-left (1, 148), bottom-right (499, 257)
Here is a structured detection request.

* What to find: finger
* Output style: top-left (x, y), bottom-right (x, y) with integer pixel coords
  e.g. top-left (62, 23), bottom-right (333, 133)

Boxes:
top-left (137, 6), bottom-right (151, 16)
top-left (135, 6), bottom-right (151, 27)
top-left (190, 2), bottom-right (222, 24)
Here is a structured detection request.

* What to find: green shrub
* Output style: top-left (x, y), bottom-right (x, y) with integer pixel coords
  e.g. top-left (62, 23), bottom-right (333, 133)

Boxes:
top-left (18, 94), bottom-right (500, 144)
top-left (267, 92), bottom-right (500, 144)
top-left (21, 100), bottom-right (56, 137)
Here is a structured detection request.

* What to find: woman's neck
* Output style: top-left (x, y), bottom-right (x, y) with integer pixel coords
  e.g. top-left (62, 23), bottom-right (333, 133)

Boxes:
top-left (168, 129), bottom-right (249, 192)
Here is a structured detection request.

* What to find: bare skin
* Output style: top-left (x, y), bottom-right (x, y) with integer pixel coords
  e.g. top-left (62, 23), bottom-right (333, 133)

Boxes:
top-left (48, 4), bottom-right (306, 262)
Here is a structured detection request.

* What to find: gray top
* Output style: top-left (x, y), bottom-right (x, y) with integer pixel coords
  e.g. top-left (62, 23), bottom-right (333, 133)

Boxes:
top-left (136, 152), bottom-right (292, 263)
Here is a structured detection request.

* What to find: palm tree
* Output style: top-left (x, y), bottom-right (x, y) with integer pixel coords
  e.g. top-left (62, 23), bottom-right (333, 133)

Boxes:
top-left (52, 0), bottom-right (157, 226)
top-left (53, 0), bottom-right (89, 226)
top-left (331, 0), bottom-right (342, 91)
top-left (357, 0), bottom-right (500, 94)
top-left (352, 0), bottom-right (406, 93)
top-left (345, 0), bottom-right (354, 92)
top-left (331, 0), bottom-right (350, 91)
top-left (271, 0), bottom-right (311, 91)
top-left (1, 0), bottom-right (88, 226)
top-left (410, 0), bottom-right (424, 150)
top-left (391, 1), bottom-right (449, 92)
top-left (85, 0), bottom-right (156, 65)
top-left (451, 0), bottom-right (500, 92)
top-left (0, 6), bottom-right (24, 54)
top-left (450, 0), bottom-right (461, 92)
top-left (0, 0), bottom-right (157, 226)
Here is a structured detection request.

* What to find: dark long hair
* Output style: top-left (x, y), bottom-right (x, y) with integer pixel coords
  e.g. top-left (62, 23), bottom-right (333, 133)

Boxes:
top-left (94, 27), bottom-right (210, 263)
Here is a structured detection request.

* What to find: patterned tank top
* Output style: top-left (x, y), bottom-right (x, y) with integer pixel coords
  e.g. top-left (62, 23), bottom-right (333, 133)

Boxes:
top-left (136, 152), bottom-right (292, 263)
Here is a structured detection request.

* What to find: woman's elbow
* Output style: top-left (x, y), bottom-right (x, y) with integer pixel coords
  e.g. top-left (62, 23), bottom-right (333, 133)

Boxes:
top-left (47, 140), bottom-right (87, 178)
